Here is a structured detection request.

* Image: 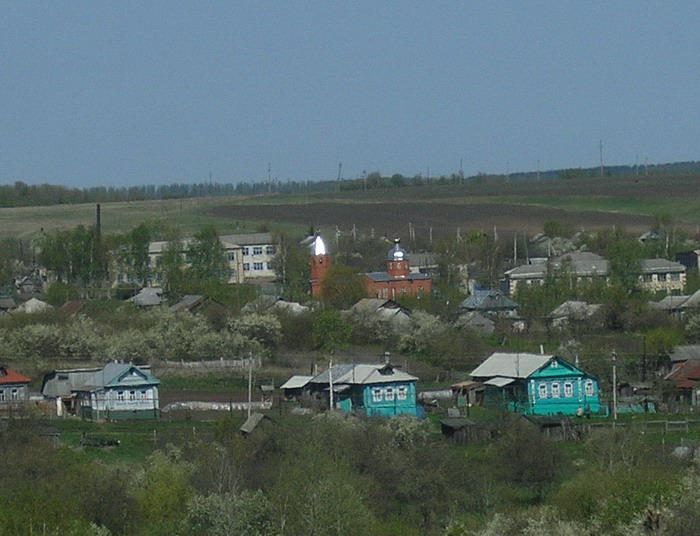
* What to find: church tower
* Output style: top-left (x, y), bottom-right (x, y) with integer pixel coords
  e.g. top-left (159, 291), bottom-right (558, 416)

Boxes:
top-left (310, 234), bottom-right (330, 297)
top-left (386, 238), bottom-right (409, 279)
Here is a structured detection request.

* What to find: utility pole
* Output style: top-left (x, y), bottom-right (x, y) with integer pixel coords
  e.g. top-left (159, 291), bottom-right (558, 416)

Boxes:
top-left (599, 140), bottom-right (604, 178)
top-left (328, 354), bottom-right (334, 412)
top-left (247, 352), bottom-right (253, 419)
top-left (337, 162), bottom-right (342, 191)
top-left (612, 349), bottom-right (618, 421)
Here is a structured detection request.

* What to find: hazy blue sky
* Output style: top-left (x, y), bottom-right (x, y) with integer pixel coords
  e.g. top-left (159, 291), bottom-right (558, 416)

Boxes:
top-left (2, 2), bottom-right (699, 188)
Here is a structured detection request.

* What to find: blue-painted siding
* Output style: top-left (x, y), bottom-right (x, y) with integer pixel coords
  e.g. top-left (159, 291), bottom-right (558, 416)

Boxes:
top-left (360, 382), bottom-right (418, 417)
top-left (527, 359), bottom-right (601, 415)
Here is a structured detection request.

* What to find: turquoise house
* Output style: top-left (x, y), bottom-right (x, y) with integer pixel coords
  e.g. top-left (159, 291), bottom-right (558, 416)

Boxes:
top-left (306, 363), bottom-right (420, 418)
top-left (471, 352), bottom-right (602, 416)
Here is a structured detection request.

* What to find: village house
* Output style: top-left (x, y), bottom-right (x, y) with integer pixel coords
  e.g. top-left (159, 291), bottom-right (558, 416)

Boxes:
top-left (470, 352), bottom-right (602, 416)
top-left (287, 362), bottom-right (420, 418)
top-left (0, 366), bottom-right (31, 411)
top-left (70, 363), bottom-right (160, 421)
top-left (504, 252), bottom-right (686, 296)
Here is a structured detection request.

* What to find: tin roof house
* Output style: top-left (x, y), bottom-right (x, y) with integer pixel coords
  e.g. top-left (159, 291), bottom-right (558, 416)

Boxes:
top-left (300, 362), bottom-right (420, 418)
top-left (72, 363), bottom-right (160, 421)
top-left (471, 352), bottom-right (602, 416)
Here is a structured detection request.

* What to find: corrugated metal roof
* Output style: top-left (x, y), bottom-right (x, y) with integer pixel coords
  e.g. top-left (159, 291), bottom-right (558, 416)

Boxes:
top-left (484, 377), bottom-right (516, 387)
top-left (81, 364), bottom-right (159, 391)
top-left (670, 346), bottom-right (700, 362)
top-left (311, 363), bottom-right (418, 385)
top-left (471, 352), bottom-right (552, 380)
top-left (641, 258), bottom-right (685, 273)
top-left (219, 233), bottom-right (274, 246)
top-left (280, 375), bottom-right (314, 389)
top-left (459, 290), bottom-right (518, 311)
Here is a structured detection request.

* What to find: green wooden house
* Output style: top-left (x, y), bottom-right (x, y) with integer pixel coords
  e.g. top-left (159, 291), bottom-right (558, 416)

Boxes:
top-left (471, 352), bottom-right (602, 416)
top-left (306, 363), bottom-right (420, 418)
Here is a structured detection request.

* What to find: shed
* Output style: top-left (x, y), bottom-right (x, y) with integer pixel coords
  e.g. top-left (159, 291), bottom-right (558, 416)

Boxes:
top-left (280, 375), bottom-right (313, 399)
top-left (521, 415), bottom-right (584, 441)
top-left (440, 417), bottom-right (494, 444)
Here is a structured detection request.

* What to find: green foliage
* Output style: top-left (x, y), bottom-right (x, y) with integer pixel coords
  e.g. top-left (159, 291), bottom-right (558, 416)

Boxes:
top-left (543, 220), bottom-right (574, 239)
top-left (397, 311), bottom-right (484, 369)
top-left (606, 238), bottom-right (644, 296)
top-left (493, 418), bottom-right (566, 499)
top-left (311, 308), bottom-right (351, 351)
top-left (684, 312), bottom-right (700, 342)
top-left (134, 449), bottom-right (193, 535)
top-left (645, 326), bottom-right (682, 358)
top-left (188, 225), bottom-right (226, 281)
top-left (227, 313), bottom-right (282, 349)
top-left (40, 225), bottom-right (106, 285)
top-left (271, 231), bottom-right (311, 302)
top-left (319, 263), bottom-right (366, 309)
top-left (180, 491), bottom-right (278, 536)
top-left (44, 281), bottom-right (79, 306)
top-left (274, 309), bottom-right (314, 350)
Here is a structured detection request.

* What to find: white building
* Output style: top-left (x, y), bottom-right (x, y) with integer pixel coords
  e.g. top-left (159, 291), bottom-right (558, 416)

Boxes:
top-left (146, 232), bottom-right (277, 285)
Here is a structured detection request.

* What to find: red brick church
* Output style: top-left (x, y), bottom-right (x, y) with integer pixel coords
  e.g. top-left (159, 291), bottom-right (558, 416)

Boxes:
top-left (309, 235), bottom-right (431, 300)
top-left (365, 238), bottom-right (431, 299)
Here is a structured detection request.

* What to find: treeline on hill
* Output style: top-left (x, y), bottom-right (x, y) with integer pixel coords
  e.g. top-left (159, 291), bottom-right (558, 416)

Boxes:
top-left (2, 413), bottom-right (700, 536)
top-left (0, 179), bottom-right (336, 208)
top-left (4, 160), bottom-right (700, 208)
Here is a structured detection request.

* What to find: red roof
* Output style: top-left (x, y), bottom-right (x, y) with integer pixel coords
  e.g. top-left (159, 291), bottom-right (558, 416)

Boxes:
top-left (666, 360), bottom-right (700, 389)
top-left (0, 367), bottom-right (31, 385)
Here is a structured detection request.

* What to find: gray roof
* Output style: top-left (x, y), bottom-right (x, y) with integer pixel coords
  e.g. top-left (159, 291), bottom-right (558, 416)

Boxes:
top-left (80, 364), bottom-right (159, 392)
top-left (219, 232), bottom-right (274, 247)
top-left (507, 255), bottom-right (685, 281)
top-left (149, 233), bottom-right (274, 255)
top-left (641, 258), bottom-right (685, 273)
top-left (550, 300), bottom-right (602, 319)
top-left (366, 271), bottom-right (430, 282)
top-left (669, 345), bottom-right (700, 363)
top-left (280, 375), bottom-right (314, 390)
top-left (169, 294), bottom-right (205, 312)
top-left (239, 412), bottom-right (268, 434)
top-left (471, 352), bottom-right (553, 380)
top-left (42, 365), bottom-right (156, 398)
top-left (650, 295), bottom-right (689, 311)
top-left (681, 288), bottom-right (700, 309)
top-left (459, 290), bottom-right (518, 311)
top-left (351, 298), bottom-right (407, 314)
top-left (130, 287), bottom-right (164, 307)
top-left (311, 363), bottom-right (418, 386)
